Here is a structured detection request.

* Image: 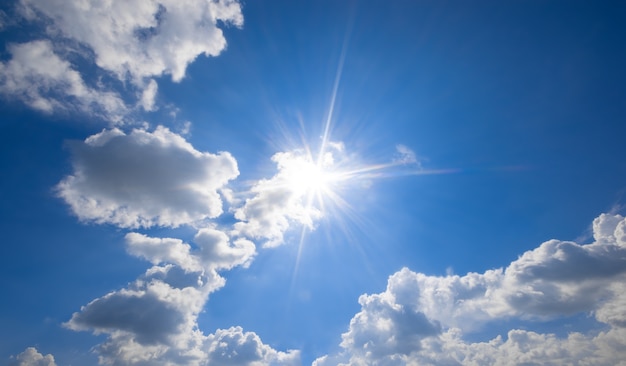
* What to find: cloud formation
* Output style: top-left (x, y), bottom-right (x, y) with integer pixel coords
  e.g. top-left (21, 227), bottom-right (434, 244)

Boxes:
top-left (19, 0), bottom-right (242, 83)
top-left (206, 327), bottom-right (300, 366)
top-left (50, 124), bottom-right (311, 363)
top-left (1, 0), bottom-right (243, 120)
top-left (10, 348), bottom-right (56, 366)
top-left (126, 229), bottom-right (255, 273)
top-left (233, 150), bottom-right (338, 247)
top-left (315, 213), bottom-right (626, 365)
top-left (66, 229), bottom-right (294, 365)
top-left (0, 40), bottom-right (126, 121)
top-left (57, 126), bottom-right (239, 228)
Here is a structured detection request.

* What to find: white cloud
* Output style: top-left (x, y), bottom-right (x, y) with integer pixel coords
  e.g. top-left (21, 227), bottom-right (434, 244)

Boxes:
top-left (66, 267), bottom-right (213, 343)
top-left (206, 327), bottom-right (300, 366)
top-left (594, 282), bottom-right (626, 327)
top-left (401, 327), bottom-right (626, 366)
top-left (394, 144), bottom-right (419, 166)
top-left (125, 229), bottom-right (255, 272)
top-left (194, 228), bottom-right (256, 271)
top-left (315, 213), bottom-right (626, 365)
top-left (593, 213), bottom-right (625, 244)
top-left (66, 229), bottom-right (292, 366)
top-left (340, 288), bottom-right (441, 361)
top-left (19, 0), bottom-right (242, 83)
top-left (66, 263), bottom-right (222, 365)
top-left (233, 151), bottom-right (329, 247)
top-left (10, 348), bottom-right (56, 366)
top-left (139, 79), bottom-right (158, 112)
top-left (0, 40), bottom-right (127, 121)
top-left (56, 126), bottom-right (239, 228)
top-left (1, 0), bottom-right (242, 120)
top-left (126, 233), bottom-right (200, 272)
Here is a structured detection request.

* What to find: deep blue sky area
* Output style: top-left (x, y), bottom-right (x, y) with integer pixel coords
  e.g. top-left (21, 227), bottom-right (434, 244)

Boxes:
top-left (2, 1), bottom-right (626, 365)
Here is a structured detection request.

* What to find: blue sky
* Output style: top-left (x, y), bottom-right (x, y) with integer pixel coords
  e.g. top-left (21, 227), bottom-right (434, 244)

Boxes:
top-left (2, 1), bottom-right (626, 365)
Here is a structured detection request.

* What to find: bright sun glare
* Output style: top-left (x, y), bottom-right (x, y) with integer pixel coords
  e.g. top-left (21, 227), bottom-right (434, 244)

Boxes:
top-left (271, 149), bottom-right (342, 217)
top-left (282, 152), bottom-right (336, 196)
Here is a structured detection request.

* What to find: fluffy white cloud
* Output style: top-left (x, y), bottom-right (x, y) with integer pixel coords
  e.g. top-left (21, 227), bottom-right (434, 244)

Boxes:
top-left (126, 233), bottom-right (199, 272)
top-left (66, 266), bottom-right (215, 343)
top-left (206, 327), bottom-right (300, 366)
top-left (1, 0), bottom-right (242, 120)
top-left (57, 126), bottom-right (239, 228)
top-left (194, 228), bottom-right (256, 271)
top-left (0, 40), bottom-right (126, 121)
top-left (66, 228), bottom-right (292, 366)
top-left (315, 213), bottom-right (626, 365)
top-left (126, 229), bottom-right (255, 272)
top-left (19, 0), bottom-right (242, 83)
top-left (341, 288), bottom-right (441, 361)
top-left (10, 348), bottom-right (56, 366)
top-left (391, 327), bottom-right (626, 366)
top-left (66, 263), bottom-right (221, 365)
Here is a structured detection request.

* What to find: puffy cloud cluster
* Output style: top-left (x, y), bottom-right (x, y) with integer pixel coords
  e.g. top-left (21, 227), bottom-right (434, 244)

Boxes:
top-left (1, 0), bottom-right (243, 119)
top-left (126, 229), bottom-right (255, 273)
top-left (206, 327), bottom-right (300, 366)
top-left (19, 0), bottom-right (242, 83)
top-left (65, 229), bottom-right (299, 365)
top-left (315, 213), bottom-right (626, 365)
top-left (57, 126), bottom-right (239, 228)
top-left (0, 40), bottom-right (126, 121)
top-left (51, 126), bottom-right (306, 365)
top-left (10, 348), bottom-right (56, 366)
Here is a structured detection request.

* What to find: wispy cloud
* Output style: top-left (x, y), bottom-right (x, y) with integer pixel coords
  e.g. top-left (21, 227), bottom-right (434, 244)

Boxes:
top-left (394, 144), bottom-right (421, 167)
top-left (0, 40), bottom-right (127, 121)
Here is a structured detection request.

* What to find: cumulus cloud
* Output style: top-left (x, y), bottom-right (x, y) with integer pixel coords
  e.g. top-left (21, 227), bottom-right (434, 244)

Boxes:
top-left (194, 228), bottom-right (256, 270)
top-left (126, 233), bottom-right (199, 272)
top-left (0, 40), bottom-right (126, 121)
top-left (206, 327), bottom-right (300, 366)
top-left (389, 327), bottom-right (626, 366)
top-left (10, 348), bottom-right (56, 366)
top-left (315, 213), bottom-right (626, 365)
top-left (67, 270), bottom-right (297, 365)
top-left (66, 227), bottom-right (293, 366)
top-left (66, 265), bottom-right (221, 365)
top-left (126, 229), bottom-right (255, 272)
top-left (341, 289), bottom-right (441, 361)
top-left (1, 0), bottom-right (242, 120)
top-left (19, 0), bottom-right (242, 83)
top-left (66, 268), bottom-right (212, 344)
top-left (56, 126), bottom-right (239, 228)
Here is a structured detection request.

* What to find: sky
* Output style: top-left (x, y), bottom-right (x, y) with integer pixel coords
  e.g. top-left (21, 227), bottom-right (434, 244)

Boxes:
top-left (1, 0), bottom-right (626, 365)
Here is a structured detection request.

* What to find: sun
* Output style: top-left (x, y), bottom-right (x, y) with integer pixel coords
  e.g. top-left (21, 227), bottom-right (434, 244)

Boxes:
top-left (274, 150), bottom-right (337, 198)
top-left (286, 160), bottom-right (328, 194)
